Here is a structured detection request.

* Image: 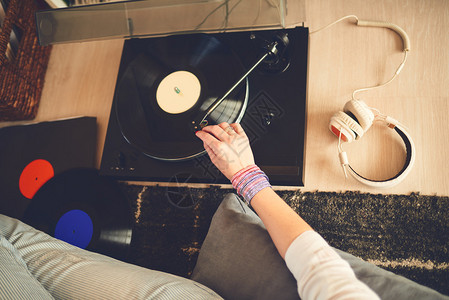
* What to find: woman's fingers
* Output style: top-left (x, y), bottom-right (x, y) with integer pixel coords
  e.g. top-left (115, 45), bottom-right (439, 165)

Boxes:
top-left (203, 142), bottom-right (215, 158)
top-left (229, 123), bottom-right (245, 136)
top-left (196, 130), bottom-right (219, 149)
top-left (218, 122), bottom-right (237, 136)
top-left (196, 122), bottom-right (254, 180)
top-left (201, 124), bottom-right (231, 143)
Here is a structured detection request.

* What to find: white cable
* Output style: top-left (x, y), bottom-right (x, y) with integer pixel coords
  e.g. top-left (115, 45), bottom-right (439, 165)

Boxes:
top-left (352, 51), bottom-right (408, 100)
top-left (310, 15), bottom-right (410, 101)
top-left (337, 129), bottom-right (348, 178)
top-left (310, 15), bottom-right (359, 35)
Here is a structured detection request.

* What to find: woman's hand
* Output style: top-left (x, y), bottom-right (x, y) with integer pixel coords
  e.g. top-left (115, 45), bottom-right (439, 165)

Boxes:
top-left (195, 122), bottom-right (255, 180)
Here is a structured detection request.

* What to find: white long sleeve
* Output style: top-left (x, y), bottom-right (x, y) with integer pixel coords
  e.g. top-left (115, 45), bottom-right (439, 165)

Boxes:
top-left (285, 230), bottom-right (380, 300)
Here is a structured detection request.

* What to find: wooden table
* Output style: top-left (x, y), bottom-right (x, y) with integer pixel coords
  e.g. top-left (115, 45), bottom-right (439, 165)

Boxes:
top-left (2, 0), bottom-right (448, 196)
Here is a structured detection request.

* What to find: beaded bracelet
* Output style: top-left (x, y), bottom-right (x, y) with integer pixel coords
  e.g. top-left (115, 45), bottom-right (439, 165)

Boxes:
top-left (231, 165), bottom-right (271, 205)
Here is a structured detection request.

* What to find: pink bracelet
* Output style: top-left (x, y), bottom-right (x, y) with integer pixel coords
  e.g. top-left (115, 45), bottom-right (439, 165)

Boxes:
top-left (231, 165), bottom-right (271, 205)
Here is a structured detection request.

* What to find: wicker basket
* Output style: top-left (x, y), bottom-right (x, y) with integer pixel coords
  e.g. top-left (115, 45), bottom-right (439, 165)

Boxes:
top-left (0, 0), bottom-right (52, 121)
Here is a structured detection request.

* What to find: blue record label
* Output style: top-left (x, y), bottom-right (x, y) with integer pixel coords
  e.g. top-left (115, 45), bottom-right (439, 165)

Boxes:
top-left (55, 209), bottom-right (94, 249)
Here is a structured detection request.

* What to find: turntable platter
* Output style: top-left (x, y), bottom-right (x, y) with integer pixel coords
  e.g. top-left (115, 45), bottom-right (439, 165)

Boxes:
top-left (115, 34), bottom-right (248, 161)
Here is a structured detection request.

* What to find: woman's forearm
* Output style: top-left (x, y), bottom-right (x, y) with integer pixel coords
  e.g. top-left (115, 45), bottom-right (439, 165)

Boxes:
top-left (250, 187), bottom-right (313, 258)
top-left (196, 122), bottom-right (379, 299)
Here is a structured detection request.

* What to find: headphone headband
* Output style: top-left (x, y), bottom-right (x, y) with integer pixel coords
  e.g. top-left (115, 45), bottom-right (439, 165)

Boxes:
top-left (342, 122), bottom-right (415, 188)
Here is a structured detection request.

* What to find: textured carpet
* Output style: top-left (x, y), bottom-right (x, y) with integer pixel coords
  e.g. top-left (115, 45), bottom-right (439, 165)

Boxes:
top-left (119, 183), bottom-right (449, 296)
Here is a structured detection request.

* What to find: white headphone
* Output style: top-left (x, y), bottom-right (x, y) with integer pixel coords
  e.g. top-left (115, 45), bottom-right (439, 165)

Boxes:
top-left (317, 16), bottom-right (415, 188)
top-left (329, 100), bottom-right (415, 188)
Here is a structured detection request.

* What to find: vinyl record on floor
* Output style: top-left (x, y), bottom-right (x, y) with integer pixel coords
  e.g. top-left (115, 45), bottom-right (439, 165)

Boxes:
top-left (23, 168), bottom-right (133, 261)
top-left (115, 33), bottom-right (248, 161)
top-left (0, 117), bottom-right (96, 220)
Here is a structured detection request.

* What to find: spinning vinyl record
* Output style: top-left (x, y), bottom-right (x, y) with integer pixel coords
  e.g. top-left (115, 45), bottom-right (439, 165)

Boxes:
top-left (115, 34), bottom-right (248, 161)
top-left (23, 169), bottom-right (133, 261)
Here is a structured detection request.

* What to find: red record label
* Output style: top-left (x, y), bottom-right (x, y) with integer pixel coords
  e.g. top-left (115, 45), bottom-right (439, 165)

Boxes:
top-left (19, 159), bottom-right (54, 199)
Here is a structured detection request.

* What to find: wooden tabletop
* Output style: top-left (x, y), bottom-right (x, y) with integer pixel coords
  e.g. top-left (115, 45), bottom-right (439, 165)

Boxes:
top-left (2, 0), bottom-right (448, 196)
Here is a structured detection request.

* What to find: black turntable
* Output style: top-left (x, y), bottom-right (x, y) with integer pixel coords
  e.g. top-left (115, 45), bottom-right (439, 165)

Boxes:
top-left (100, 27), bottom-right (308, 186)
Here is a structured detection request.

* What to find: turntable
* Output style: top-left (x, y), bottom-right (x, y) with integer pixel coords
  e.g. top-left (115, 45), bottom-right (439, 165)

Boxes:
top-left (100, 27), bottom-right (308, 186)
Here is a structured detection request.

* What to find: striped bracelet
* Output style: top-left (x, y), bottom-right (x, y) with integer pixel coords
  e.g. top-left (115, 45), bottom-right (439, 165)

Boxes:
top-left (231, 165), bottom-right (271, 205)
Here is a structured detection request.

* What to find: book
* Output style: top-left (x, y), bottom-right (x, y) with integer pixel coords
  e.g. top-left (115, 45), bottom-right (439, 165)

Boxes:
top-left (1, 0), bottom-right (22, 61)
top-left (43, 0), bottom-right (68, 8)
top-left (44, 0), bottom-right (129, 7)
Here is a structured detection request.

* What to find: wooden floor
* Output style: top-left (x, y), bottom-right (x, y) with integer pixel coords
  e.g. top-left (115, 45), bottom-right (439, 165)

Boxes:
top-left (1, 0), bottom-right (448, 196)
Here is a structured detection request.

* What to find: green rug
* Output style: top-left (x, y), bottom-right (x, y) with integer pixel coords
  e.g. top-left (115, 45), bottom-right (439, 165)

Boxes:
top-left (119, 184), bottom-right (449, 296)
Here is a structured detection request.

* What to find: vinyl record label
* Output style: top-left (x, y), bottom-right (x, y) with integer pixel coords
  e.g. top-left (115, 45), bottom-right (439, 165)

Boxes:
top-left (19, 159), bottom-right (54, 199)
top-left (156, 71), bottom-right (201, 114)
top-left (55, 209), bottom-right (94, 249)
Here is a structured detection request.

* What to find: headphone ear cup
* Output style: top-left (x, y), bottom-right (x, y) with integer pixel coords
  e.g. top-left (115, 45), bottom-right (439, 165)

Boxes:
top-left (343, 100), bottom-right (375, 132)
top-left (329, 111), bottom-right (363, 142)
